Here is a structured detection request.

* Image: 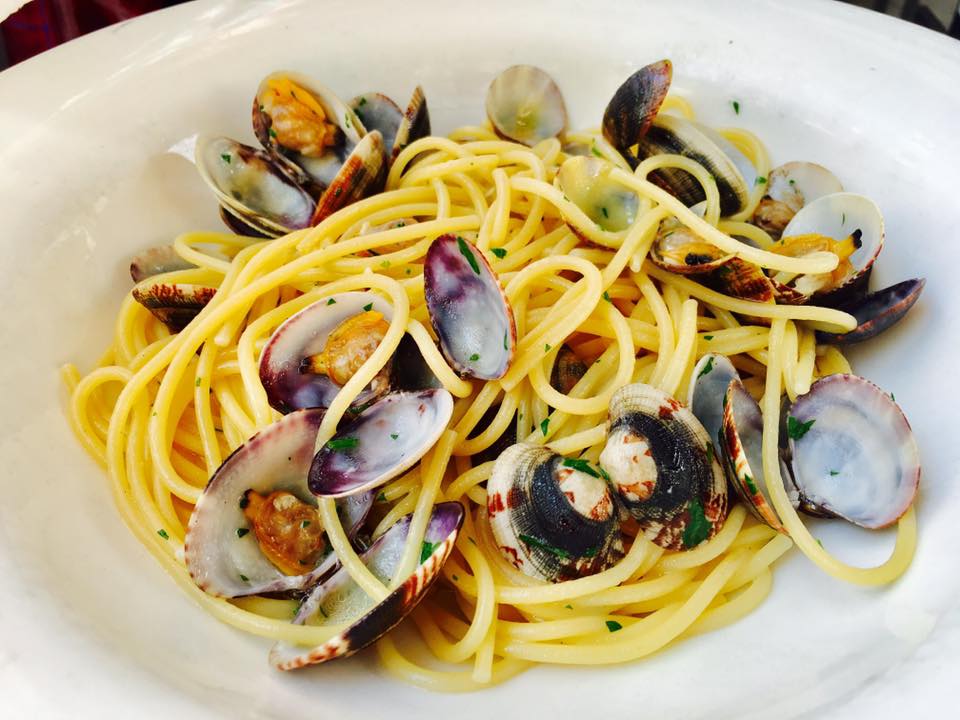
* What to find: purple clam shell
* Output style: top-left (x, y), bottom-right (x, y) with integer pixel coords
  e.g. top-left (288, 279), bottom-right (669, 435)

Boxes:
top-left (816, 278), bottom-right (925, 345)
top-left (424, 234), bottom-right (516, 380)
top-left (602, 59), bottom-right (673, 166)
top-left (184, 408), bottom-right (373, 598)
top-left (269, 501), bottom-right (465, 670)
top-left (308, 389), bottom-right (453, 498)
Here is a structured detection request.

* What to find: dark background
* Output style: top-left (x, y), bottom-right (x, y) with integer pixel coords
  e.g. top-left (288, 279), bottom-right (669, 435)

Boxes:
top-left (0, 0), bottom-right (957, 71)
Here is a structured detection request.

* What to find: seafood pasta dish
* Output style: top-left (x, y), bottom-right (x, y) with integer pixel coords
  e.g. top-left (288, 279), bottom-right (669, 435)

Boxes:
top-left (62, 61), bottom-right (924, 691)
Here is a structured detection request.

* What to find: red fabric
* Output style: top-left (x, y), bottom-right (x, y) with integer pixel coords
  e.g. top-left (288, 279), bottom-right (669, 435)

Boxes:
top-left (2, 0), bottom-right (172, 67)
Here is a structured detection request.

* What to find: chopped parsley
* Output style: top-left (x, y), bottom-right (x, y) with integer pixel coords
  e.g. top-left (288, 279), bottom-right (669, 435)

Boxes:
top-left (380, 260), bottom-right (391, 269)
top-left (326, 298), bottom-right (337, 305)
top-left (358, 96), bottom-right (367, 107)
top-left (697, 355), bottom-right (715, 379)
top-left (326, 436), bottom-right (360, 451)
top-left (841, 212), bottom-right (846, 225)
top-left (239, 494), bottom-right (250, 510)
top-left (562, 457), bottom-right (600, 478)
top-left (605, 620), bottom-right (623, 633)
top-left (789, 178), bottom-right (796, 185)
top-left (195, 377), bottom-right (202, 387)
top-left (564, 604), bottom-right (574, 610)
top-left (456, 236), bottom-right (481, 275)
top-left (732, 100), bottom-right (741, 115)
top-left (390, 432), bottom-right (399, 440)
top-left (333, 186), bottom-right (342, 197)
top-left (591, 145), bottom-right (603, 158)
top-left (344, 113), bottom-right (351, 127)
top-left (237, 528), bottom-right (250, 538)
top-left (518, 533), bottom-right (570, 559)
top-left (705, 442), bottom-right (714, 465)
top-left (491, 247), bottom-right (507, 259)
top-left (300, 520), bottom-right (311, 529)
top-left (544, 343), bottom-right (551, 353)
top-left (744, 474), bottom-right (759, 495)
top-left (503, 331), bottom-right (508, 350)
top-left (598, 466), bottom-right (611, 482)
top-left (469, 353), bottom-right (480, 361)
top-left (157, 529), bottom-right (169, 540)
top-left (755, 176), bottom-right (767, 186)
top-left (239, 574), bottom-right (249, 582)
top-left (704, 335), bottom-right (714, 341)
top-left (420, 540), bottom-right (439, 563)
top-left (363, 302), bottom-right (373, 311)
top-left (602, 290), bottom-right (612, 303)
top-left (405, 268), bottom-right (412, 275)
top-left (829, 470), bottom-right (839, 476)
top-left (268, 127), bottom-right (278, 139)
top-left (540, 418), bottom-right (550, 436)
top-left (220, 153), bottom-right (231, 164)
top-left (786, 415), bottom-right (815, 440)
top-left (890, 392), bottom-right (896, 401)
top-left (452, 574), bottom-right (459, 581)
top-left (816, 538), bottom-right (824, 548)
top-left (681, 498), bottom-right (711, 548)
top-left (601, 206), bottom-right (609, 218)
top-left (376, 491), bottom-right (388, 503)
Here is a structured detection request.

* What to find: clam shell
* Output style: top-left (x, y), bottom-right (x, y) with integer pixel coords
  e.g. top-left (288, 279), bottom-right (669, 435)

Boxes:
top-left (391, 85), bottom-right (431, 162)
top-left (816, 278), bottom-right (925, 345)
top-left (308, 389), bottom-right (454, 498)
top-left (752, 161), bottom-right (843, 237)
top-left (602, 59), bottom-right (672, 162)
top-left (350, 92), bottom-right (403, 156)
top-left (184, 409), bottom-right (373, 598)
top-left (636, 115), bottom-right (757, 216)
top-left (485, 65), bottom-right (567, 147)
top-left (688, 353), bottom-right (740, 449)
top-left (785, 374), bottom-right (919, 529)
top-left (599, 383), bottom-right (728, 550)
top-left (650, 201), bottom-right (733, 274)
top-left (131, 281), bottom-right (216, 332)
top-left (310, 130), bottom-right (386, 224)
top-left (269, 502), bottom-right (464, 669)
top-left (487, 444), bottom-right (624, 582)
top-left (556, 155), bottom-right (640, 233)
top-left (424, 234), bottom-right (516, 380)
top-left (259, 292), bottom-right (395, 414)
top-left (550, 344), bottom-right (587, 395)
top-left (129, 245), bottom-right (197, 283)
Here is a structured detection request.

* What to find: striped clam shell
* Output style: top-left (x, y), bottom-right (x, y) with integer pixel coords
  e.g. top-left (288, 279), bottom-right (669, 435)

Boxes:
top-left (269, 501), bottom-right (464, 669)
top-left (599, 383), bottom-right (728, 550)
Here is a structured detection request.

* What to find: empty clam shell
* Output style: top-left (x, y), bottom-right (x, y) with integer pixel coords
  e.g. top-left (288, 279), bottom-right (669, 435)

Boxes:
top-left (688, 352), bottom-right (740, 449)
top-left (485, 65), bottom-right (567, 147)
top-left (131, 280), bottom-right (216, 332)
top-left (308, 389), bottom-right (454, 498)
top-left (599, 383), bottom-right (728, 550)
top-left (350, 92), bottom-right (403, 157)
top-left (184, 409), bottom-right (373, 597)
top-left (129, 245), bottom-right (197, 283)
top-left (424, 234), bottom-right (516, 380)
top-left (784, 374), bottom-right (920, 529)
top-left (816, 278), bottom-right (925, 345)
top-left (259, 292), bottom-right (395, 414)
top-left (556, 155), bottom-right (640, 233)
top-left (196, 136), bottom-right (316, 237)
top-left (753, 161), bottom-right (843, 238)
top-left (391, 85), bottom-right (431, 162)
top-left (602, 59), bottom-right (673, 161)
top-left (636, 115), bottom-right (757, 216)
top-left (269, 501), bottom-right (464, 669)
top-left (487, 444), bottom-right (624, 583)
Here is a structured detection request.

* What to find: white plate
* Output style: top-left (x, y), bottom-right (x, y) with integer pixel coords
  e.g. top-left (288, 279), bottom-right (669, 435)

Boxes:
top-left (1, 0), bottom-right (958, 717)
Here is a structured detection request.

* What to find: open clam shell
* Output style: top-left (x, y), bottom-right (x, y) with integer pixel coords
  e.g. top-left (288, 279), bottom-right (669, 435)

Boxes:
top-left (424, 234), bottom-right (516, 380)
top-left (196, 136), bottom-right (317, 237)
top-left (816, 278), bottom-right (925, 345)
top-left (602, 59), bottom-right (672, 160)
top-left (485, 65), bottom-right (567, 147)
top-left (130, 245), bottom-right (197, 283)
top-left (487, 444), bottom-right (624, 583)
top-left (650, 201), bottom-right (733, 274)
top-left (184, 409), bottom-right (373, 598)
top-left (636, 115), bottom-right (757, 216)
top-left (753, 161), bottom-right (843, 238)
top-left (253, 71), bottom-right (364, 192)
top-left (599, 383), bottom-right (728, 550)
top-left (259, 292), bottom-right (395, 414)
top-left (391, 85), bottom-right (431, 162)
top-left (350, 92), bottom-right (403, 157)
top-left (131, 280), bottom-right (216, 332)
top-left (688, 352), bottom-right (740, 448)
top-left (269, 502), bottom-right (464, 669)
top-left (783, 374), bottom-right (920, 529)
top-left (308, 389), bottom-right (454, 498)
top-left (310, 130), bottom-right (386, 224)
top-left (556, 155), bottom-right (640, 234)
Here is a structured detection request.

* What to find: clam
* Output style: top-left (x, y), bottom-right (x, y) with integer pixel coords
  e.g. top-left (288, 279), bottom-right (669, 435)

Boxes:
top-left (424, 234), bottom-right (516, 380)
top-left (650, 201), bottom-right (733, 274)
top-left (184, 409), bottom-right (373, 597)
top-left (688, 352), bottom-right (739, 448)
top-left (269, 502), bottom-right (464, 669)
top-left (550, 344), bottom-right (587, 394)
top-left (259, 292), bottom-right (396, 414)
top-left (195, 136), bottom-right (316, 237)
top-left (391, 85), bottom-right (431, 162)
top-left (308, 389), bottom-right (454, 498)
top-left (485, 65), bottom-right (567, 147)
top-left (556, 156), bottom-right (639, 233)
top-left (350, 92), bottom-right (403, 158)
top-left (752, 161), bottom-right (843, 238)
top-left (310, 130), bottom-right (386, 224)
top-left (218, 206), bottom-right (272, 238)
top-left (601, 59), bottom-right (673, 160)
top-left (782, 374), bottom-right (920, 528)
top-left (705, 256), bottom-right (777, 305)
top-left (769, 192), bottom-right (884, 304)
top-left (816, 278), bottom-right (925, 345)
top-left (487, 444), bottom-right (624, 582)
top-left (252, 71), bottom-right (364, 192)
top-left (635, 115), bottom-right (758, 216)
top-left (131, 280), bottom-right (216, 332)
top-left (129, 245), bottom-right (196, 283)
top-left (599, 383), bottom-right (728, 550)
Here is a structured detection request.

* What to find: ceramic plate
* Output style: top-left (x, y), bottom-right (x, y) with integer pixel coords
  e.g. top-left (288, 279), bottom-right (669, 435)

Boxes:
top-left (1, 0), bottom-right (958, 717)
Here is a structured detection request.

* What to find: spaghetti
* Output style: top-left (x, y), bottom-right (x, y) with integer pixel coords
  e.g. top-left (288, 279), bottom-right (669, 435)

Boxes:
top-left (62, 93), bottom-right (917, 691)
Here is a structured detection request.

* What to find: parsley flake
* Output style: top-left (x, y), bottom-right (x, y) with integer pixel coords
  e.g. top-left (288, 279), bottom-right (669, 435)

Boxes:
top-left (157, 529), bottom-right (169, 540)
top-left (544, 343), bottom-right (551, 353)
top-left (420, 540), bottom-right (439, 563)
top-left (363, 302), bottom-right (373, 311)
top-left (376, 491), bottom-right (388, 502)
top-left (829, 470), bottom-right (839, 476)
top-left (239, 574), bottom-right (249, 582)
top-left (705, 442), bottom-right (714, 465)
top-left (503, 331), bottom-right (508, 350)
top-left (491, 247), bottom-right (507, 259)
top-left (601, 206), bottom-right (609, 218)
top-left (237, 528), bottom-right (249, 538)
top-left (697, 356), bottom-right (715, 379)
top-left (301, 520), bottom-right (311, 529)
top-left (744, 474), bottom-right (759, 495)
top-left (789, 179), bottom-right (796, 185)
top-left (358, 96), bottom-right (367, 107)
top-left (380, 260), bottom-right (391, 269)
top-left (755, 176), bottom-right (767, 186)
top-left (605, 620), bottom-right (623, 633)
top-left (268, 127), bottom-right (278, 139)
top-left (326, 298), bottom-right (337, 305)
top-left (602, 290), bottom-right (612, 303)
top-left (732, 100), bottom-right (741, 115)
top-left (333, 186), bottom-right (342, 197)
top-left (841, 212), bottom-right (846, 225)
top-left (890, 392), bottom-right (896, 401)
top-left (786, 415), bottom-right (815, 440)
top-left (562, 457), bottom-right (600, 478)
top-left (540, 418), bottom-right (550, 436)
top-left (195, 377), bottom-right (202, 387)
top-left (452, 574), bottom-right (459, 581)
top-left (469, 353), bottom-right (480, 362)
top-left (344, 113), bottom-right (351, 127)
top-left (390, 432), bottom-right (399, 440)
top-left (456, 236), bottom-right (482, 275)
top-left (704, 335), bottom-right (714, 341)
top-left (591, 145), bottom-right (603, 158)
top-left (682, 498), bottom-right (711, 548)
top-left (565, 604), bottom-right (574, 610)
top-left (518, 533), bottom-right (570, 559)
top-left (816, 538), bottom-right (824, 548)
top-left (326, 436), bottom-right (360, 451)
top-left (220, 153), bottom-right (231, 164)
